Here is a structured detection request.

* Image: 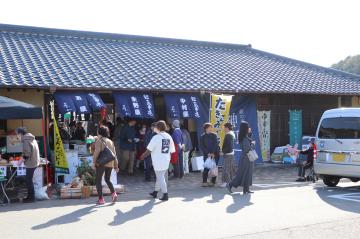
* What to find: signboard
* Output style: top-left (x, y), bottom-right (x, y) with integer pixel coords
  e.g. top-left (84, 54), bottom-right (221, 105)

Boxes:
top-left (16, 163), bottom-right (26, 176)
top-left (0, 166), bottom-right (6, 179)
top-left (210, 94), bottom-right (232, 148)
top-left (257, 111), bottom-right (271, 161)
top-left (289, 110), bottom-right (302, 148)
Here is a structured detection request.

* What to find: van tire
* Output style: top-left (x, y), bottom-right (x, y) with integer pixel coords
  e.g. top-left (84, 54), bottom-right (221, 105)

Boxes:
top-left (323, 176), bottom-right (340, 187)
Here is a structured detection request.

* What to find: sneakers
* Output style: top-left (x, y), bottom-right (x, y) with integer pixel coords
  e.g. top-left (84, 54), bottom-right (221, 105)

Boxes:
top-left (202, 182), bottom-right (208, 187)
top-left (208, 182), bottom-right (216, 187)
top-left (111, 192), bottom-right (118, 202)
top-left (97, 197), bottom-right (105, 205)
top-left (220, 183), bottom-right (227, 188)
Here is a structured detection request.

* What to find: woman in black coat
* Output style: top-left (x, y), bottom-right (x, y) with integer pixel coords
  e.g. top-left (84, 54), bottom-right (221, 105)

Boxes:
top-left (200, 123), bottom-right (220, 187)
top-left (226, 121), bottom-right (254, 195)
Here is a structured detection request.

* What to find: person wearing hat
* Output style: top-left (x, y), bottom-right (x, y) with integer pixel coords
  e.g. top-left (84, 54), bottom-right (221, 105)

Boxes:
top-left (171, 119), bottom-right (184, 179)
top-left (16, 127), bottom-right (40, 203)
top-left (296, 139), bottom-right (315, 182)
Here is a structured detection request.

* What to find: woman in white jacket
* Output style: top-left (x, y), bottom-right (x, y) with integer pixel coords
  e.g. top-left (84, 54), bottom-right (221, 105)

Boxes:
top-left (140, 121), bottom-right (175, 201)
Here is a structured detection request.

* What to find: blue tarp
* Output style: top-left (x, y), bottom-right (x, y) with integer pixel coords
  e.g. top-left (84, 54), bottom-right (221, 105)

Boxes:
top-left (113, 92), bottom-right (155, 119)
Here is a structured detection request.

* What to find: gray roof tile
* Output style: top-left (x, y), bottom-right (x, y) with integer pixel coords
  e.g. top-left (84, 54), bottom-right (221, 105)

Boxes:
top-left (0, 24), bottom-right (360, 95)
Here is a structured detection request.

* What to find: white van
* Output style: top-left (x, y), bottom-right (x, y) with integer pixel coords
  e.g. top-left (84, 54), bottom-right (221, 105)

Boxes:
top-left (314, 108), bottom-right (360, 187)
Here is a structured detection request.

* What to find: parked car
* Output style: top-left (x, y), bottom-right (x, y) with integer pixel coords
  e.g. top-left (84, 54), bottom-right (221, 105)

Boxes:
top-left (271, 146), bottom-right (289, 163)
top-left (314, 108), bottom-right (360, 187)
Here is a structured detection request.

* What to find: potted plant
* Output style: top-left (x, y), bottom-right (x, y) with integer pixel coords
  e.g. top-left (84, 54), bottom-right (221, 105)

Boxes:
top-left (76, 159), bottom-right (96, 198)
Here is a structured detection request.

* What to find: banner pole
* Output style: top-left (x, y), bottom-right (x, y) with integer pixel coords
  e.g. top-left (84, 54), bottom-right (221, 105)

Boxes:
top-left (41, 107), bottom-right (49, 184)
top-left (51, 101), bottom-right (59, 185)
top-left (209, 93), bottom-right (212, 122)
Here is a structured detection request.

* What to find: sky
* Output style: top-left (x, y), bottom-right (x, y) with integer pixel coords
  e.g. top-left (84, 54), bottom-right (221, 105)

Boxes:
top-left (1, 0), bottom-right (359, 67)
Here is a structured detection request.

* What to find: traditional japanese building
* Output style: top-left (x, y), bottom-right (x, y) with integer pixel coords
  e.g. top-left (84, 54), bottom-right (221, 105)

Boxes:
top-left (1, 24), bottom-right (360, 156)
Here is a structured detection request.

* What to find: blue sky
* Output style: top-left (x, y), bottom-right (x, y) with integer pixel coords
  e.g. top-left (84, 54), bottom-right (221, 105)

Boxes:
top-left (1, 0), bottom-right (359, 67)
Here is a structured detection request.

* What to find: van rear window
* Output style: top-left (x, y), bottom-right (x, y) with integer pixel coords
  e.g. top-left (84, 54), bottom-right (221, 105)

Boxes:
top-left (319, 117), bottom-right (360, 139)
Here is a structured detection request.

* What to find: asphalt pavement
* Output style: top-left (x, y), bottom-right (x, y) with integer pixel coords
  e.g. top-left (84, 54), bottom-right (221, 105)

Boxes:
top-left (1, 164), bottom-right (359, 239)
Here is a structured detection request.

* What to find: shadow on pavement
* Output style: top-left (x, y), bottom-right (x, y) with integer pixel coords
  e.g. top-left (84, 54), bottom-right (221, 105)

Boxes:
top-left (207, 191), bottom-right (226, 203)
top-left (32, 205), bottom-right (97, 230)
top-left (315, 184), bottom-right (360, 214)
top-left (226, 194), bottom-right (253, 214)
top-left (109, 199), bottom-right (160, 226)
top-left (0, 198), bottom-right (97, 213)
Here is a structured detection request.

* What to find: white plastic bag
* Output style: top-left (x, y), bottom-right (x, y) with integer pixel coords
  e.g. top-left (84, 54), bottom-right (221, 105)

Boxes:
top-left (191, 156), bottom-right (204, 171)
top-left (35, 186), bottom-right (49, 200)
top-left (204, 157), bottom-right (216, 169)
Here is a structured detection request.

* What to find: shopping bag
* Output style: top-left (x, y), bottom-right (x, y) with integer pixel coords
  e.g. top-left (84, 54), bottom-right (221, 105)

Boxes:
top-left (208, 167), bottom-right (218, 178)
top-left (191, 156), bottom-right (204, 171)
top-left (204, 157), bottom-right (216, 169)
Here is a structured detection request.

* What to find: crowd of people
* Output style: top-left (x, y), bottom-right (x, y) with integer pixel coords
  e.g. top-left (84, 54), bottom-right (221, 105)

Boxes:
top-left (89, 118), bottom-right (257, 204)
top-left (18, 116), bottom-right (259, 205)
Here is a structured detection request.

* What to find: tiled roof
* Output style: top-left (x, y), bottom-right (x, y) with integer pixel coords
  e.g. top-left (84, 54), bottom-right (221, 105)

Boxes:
top-left (0, 24), bottom-right (360, 95)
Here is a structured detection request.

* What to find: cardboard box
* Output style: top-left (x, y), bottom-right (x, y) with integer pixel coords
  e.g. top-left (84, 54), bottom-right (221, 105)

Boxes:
top-left (60, 187), bottom-right (82, 199)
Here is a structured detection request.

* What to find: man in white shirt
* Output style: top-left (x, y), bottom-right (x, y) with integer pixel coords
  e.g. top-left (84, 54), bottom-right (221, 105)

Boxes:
top-left (140, 120), bottom-right (175, 201)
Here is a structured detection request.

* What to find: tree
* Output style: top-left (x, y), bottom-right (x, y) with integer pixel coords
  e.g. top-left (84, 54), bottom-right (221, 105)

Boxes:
top-left (331, 55), bottom-right (360, 75)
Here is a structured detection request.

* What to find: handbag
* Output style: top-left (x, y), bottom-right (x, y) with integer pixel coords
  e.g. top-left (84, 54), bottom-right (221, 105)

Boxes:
top-left (96, 139), bottom-right (116, 167)
top-left (247, 149), bottom-right (258, 162)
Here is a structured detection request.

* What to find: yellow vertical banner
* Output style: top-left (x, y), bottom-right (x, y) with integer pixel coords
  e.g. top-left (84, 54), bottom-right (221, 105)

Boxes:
top-left (51, 101), bottom-right (69, 174)
top-left (210, 94), bottom-right (233, 148)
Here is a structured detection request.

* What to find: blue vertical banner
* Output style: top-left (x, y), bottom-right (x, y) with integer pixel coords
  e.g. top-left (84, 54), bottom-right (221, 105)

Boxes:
top-left (71, 93), bottom-right (92, 114)
top-left (54, 92), bottom-right (76, 115)
top-left (86, 93), bottom-right (106, 111)
top-left (228, 96), bottom-right (262, 163)
top-left (289, 110), bottom-right (302, 148)
top-left (164, 93), bottom-right (208, 147)
top-left (113, 92), bottom-right (155, 119)
top-left (164, 94), bottom-right (202, 120)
